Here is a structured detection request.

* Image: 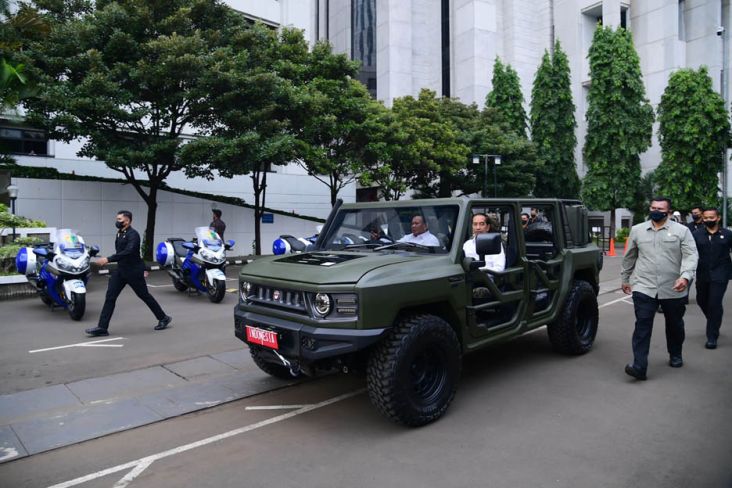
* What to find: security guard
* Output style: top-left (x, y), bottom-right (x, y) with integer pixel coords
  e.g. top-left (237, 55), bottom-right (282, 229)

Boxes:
top-left (692, 207), bottom-right (732, 349)
top-left (85, 210), bottom-right (171, 336)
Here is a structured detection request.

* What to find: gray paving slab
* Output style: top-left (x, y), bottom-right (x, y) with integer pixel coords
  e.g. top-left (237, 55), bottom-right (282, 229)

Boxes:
top-left (210, 349), bottom-right (252, 370)
top-left (0, 384), bottom-right (81, 425)
top-left (138, 381), bottom-right (239, 418)
top-left (0, 425), bottom-right (28, 463)
top-left (164, 356), bottom-right (237, 380)
top-left (11, 399), bottom-right (163, 455)
top-left (65, 366), bottom-right (188, 404)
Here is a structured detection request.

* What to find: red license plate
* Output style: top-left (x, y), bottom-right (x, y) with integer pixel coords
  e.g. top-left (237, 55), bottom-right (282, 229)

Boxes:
top-left (246, 325), bottom-right (279, 350)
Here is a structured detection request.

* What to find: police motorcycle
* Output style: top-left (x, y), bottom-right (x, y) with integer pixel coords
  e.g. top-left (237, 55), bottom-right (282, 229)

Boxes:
top-left (156, 226), bottom-right (234, 303)
top-left (272, 225), bottom-right (323, 255)
top-left (15, 229), bottom-right (99, 321)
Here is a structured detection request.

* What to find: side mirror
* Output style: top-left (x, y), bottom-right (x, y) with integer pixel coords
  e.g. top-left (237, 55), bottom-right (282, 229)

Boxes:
top-left (89, 245), bottom-right (100, 257)
top-left (476, 232), bottom-right (502, 257)
top-left (226, 239), bottom-right (235, 249)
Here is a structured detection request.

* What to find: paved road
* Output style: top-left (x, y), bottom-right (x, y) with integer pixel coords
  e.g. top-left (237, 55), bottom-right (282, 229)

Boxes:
top-left (1, 257), bottom-right (731, 487)
top-left (0, 266), bottom-right (243, 394)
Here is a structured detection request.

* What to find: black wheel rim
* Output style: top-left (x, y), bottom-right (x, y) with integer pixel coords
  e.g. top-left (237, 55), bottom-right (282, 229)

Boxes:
top-left (576, 299), bottom-right (596, 342)
top-left (408, 344), bottom-right (448, 406)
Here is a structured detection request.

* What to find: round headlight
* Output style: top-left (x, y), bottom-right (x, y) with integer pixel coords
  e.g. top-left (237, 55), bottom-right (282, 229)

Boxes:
top-left (313, 293), bottom-right (332, 317)
top-left (240, 281), bottom-right (252, 302)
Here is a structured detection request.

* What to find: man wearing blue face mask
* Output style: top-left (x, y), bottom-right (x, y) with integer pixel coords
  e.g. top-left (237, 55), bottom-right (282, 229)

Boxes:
top-left (620, 196), bottom-right (698, 380)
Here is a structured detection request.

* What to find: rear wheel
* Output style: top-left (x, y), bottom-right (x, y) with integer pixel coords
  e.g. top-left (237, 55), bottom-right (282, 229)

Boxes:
top-left (367, 314), bottom-right (461, 427)
top-left (207, 279), bottom-right (226, 303)
top-left (67, 292), bottom-right (86, 321)
top-left (249, 346), bottom-right (303, 379)
top-left (547, 280), bottom-right (598, 355)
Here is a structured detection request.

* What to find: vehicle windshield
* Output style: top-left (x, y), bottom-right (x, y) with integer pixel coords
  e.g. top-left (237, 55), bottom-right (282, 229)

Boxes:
top-left (196, 226), bottom-right (222, 251)
top-left (55, 229), bottom-right (85, 258)
top-left (318, 205), bottom-right (460, 254)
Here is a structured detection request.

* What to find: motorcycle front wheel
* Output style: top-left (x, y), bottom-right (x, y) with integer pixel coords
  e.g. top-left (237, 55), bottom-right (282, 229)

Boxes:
top-left (172, 278), bottom-right (188, 292)
top-left (67, 292), bottom-right (86, 321)
top-left (207, 279), bottom-right (226, 303)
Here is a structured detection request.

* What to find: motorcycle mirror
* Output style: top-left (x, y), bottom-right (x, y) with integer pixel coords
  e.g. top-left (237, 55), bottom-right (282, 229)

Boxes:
top-left (89, 245), bottom-right (100, 257)
top-left (226, 239), bottom-right (235, 248)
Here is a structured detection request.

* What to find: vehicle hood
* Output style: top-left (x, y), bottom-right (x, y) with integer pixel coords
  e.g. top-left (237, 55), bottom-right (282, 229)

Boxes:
top-left (240, 251), bottom-right (424, 285)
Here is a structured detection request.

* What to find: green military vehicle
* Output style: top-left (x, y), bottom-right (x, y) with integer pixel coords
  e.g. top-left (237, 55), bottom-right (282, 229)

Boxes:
top-left (235, 198), bottom-right (602, 426)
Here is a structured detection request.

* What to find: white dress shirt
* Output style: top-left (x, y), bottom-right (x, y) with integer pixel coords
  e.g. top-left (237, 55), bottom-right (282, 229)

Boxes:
top-left (398, 231), bottom-right (441, 247)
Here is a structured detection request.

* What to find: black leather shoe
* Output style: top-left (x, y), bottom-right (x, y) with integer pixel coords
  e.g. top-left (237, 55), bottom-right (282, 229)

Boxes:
top-left (669, 356), bottom-right (683, 368)
top-left (705, 339), bottom-right (717, 349)
top-left (154, 315), bottom-right (172, 331)
top-left (625, 364), bottom-right (647, 380)
top-left (85, 327), bottom-right (109, 337)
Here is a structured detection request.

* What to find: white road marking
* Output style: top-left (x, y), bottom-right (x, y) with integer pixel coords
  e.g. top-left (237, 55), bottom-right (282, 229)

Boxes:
top-left (244, 405), bottom-right (312, 411)
top-left (29, 338), bottom-right (125, 354)
top-left (47, 389), bottom-right (365, 488)
top-left (0, 446), bottom-right (19, 462)
top-left (145, 284), bottom-right (173, 288)
top-left (599, 295), bottom-right (633, 309)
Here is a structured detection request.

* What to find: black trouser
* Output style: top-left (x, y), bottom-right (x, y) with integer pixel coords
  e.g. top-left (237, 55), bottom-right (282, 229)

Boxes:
top-left (631, 292), bottom-right (687, 373)
top-left (696, 280), bottom-right (729, 341)
top-left (98, 268), bottom-right (166, 330)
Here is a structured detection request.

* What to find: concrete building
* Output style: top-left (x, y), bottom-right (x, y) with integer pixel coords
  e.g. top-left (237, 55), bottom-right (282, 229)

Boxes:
top-left (319, 0), bottom-right (731, 226)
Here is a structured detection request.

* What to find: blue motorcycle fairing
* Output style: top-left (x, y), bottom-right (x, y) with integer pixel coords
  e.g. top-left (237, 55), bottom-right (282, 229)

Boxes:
top-left (181, 252), bottom-right (207, 292)
top-left (39, 264), bottom-right (65, 308)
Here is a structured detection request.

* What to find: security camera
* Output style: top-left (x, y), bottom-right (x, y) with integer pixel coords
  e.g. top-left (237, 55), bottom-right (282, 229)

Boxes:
top-left (717, 26), bottom-right (725, 36)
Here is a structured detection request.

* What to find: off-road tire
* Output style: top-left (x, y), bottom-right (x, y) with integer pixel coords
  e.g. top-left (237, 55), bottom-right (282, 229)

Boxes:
top-left (67, 292), bottom-right (86, 321)
top-left (367, 314), bottom-right (461, 427)
top-left (172, 278), bottom-right (188, 292)
top-left (547, 280), bottom-right (598, 355)
top-left (249, 345), bottom-right (303, 380)
top-left (207, 280), bottom-right (226, 303)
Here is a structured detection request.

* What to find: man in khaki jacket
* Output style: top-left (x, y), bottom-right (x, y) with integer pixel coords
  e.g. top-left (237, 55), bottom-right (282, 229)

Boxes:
top-left (621, 197), bottom-right (698, 380)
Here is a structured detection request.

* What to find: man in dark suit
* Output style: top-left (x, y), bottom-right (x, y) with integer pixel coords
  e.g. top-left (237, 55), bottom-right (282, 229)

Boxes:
top-left (686, 206), bottom-right (704, 233)
top-left (692, 207), bottom-right (732, 349)
top-left (85, 210), bottom-right (171, 336)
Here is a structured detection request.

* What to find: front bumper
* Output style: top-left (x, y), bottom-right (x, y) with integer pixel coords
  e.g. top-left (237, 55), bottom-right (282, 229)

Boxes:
top-left (234, 308), bottom-right (389, 362)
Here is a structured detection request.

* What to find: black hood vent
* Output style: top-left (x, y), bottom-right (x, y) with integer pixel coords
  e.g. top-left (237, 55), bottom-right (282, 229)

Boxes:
top-left (275, 253), bottom-right (365, 266)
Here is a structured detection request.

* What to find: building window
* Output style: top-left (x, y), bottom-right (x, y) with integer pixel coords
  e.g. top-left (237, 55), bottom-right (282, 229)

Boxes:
top-left (0, 125), bottom-right (48, 156)
top-left (441, 0), bottom-right (450, 97)
top-left (351, 0), bottom-right (376, 97)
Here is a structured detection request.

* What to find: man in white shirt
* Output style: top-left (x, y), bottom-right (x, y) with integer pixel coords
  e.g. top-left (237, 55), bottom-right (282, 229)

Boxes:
top-left (463, 213), bottom-right (506, 272)
top-left (398, 215), bottom-right (441, 246)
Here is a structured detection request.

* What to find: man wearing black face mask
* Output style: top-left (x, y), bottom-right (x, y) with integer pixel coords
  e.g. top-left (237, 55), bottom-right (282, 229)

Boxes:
top-left (686, 206), bottom-right (704, 233)
top-left (621, 197), bottom-right (698, 380)
top-left (692, 208), bottom-right (732, 349)
top-left (85, 210), bottom-right (171, 337)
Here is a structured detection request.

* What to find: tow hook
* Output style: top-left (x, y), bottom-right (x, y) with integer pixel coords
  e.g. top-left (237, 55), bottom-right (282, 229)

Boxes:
top-left (272, 350), bottom-right (301, 377)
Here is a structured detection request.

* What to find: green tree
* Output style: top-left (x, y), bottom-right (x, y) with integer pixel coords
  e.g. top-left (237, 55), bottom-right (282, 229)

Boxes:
top-left (486, 57), bottom-right (527, 138)
top-left (629, 170), bottom-right (657, 224)
top-left (654, 67), bottom-right (731, 210)
top-left (0, 0), bottom-right (49, 108)
top-left (359, 89), bottom-right (467, 201)
top-left (23, 0), bottom-right (240, 259)
top-left (582, 26), bottom-right (654, 238)
top-left (292, 41), bottom-right (379, 206)
top-left (181, 24), bottom-right (309, 254)
top-left (530, 41), bottom-right (580, 198)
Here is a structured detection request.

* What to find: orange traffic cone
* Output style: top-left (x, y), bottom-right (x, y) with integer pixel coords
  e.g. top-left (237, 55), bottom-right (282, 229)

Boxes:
top-left (607, 238), bottom-right (616, 257)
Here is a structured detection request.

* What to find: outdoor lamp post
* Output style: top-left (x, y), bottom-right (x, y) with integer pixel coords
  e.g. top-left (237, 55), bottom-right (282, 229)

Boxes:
top-left (6, 183), bottom-right (19, 243)
top-left (472, 154), bottom-right (501, 197)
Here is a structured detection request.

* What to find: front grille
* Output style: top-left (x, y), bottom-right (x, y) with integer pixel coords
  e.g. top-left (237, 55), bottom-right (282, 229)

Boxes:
top-left (248, 285), bottom-right (308, 315)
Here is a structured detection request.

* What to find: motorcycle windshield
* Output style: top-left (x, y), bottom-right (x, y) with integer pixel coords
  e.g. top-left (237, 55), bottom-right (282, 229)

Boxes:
top-left (55, 229), bottom-right (85, 258)
top-left (195, 226), bottom-right (222, 251)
